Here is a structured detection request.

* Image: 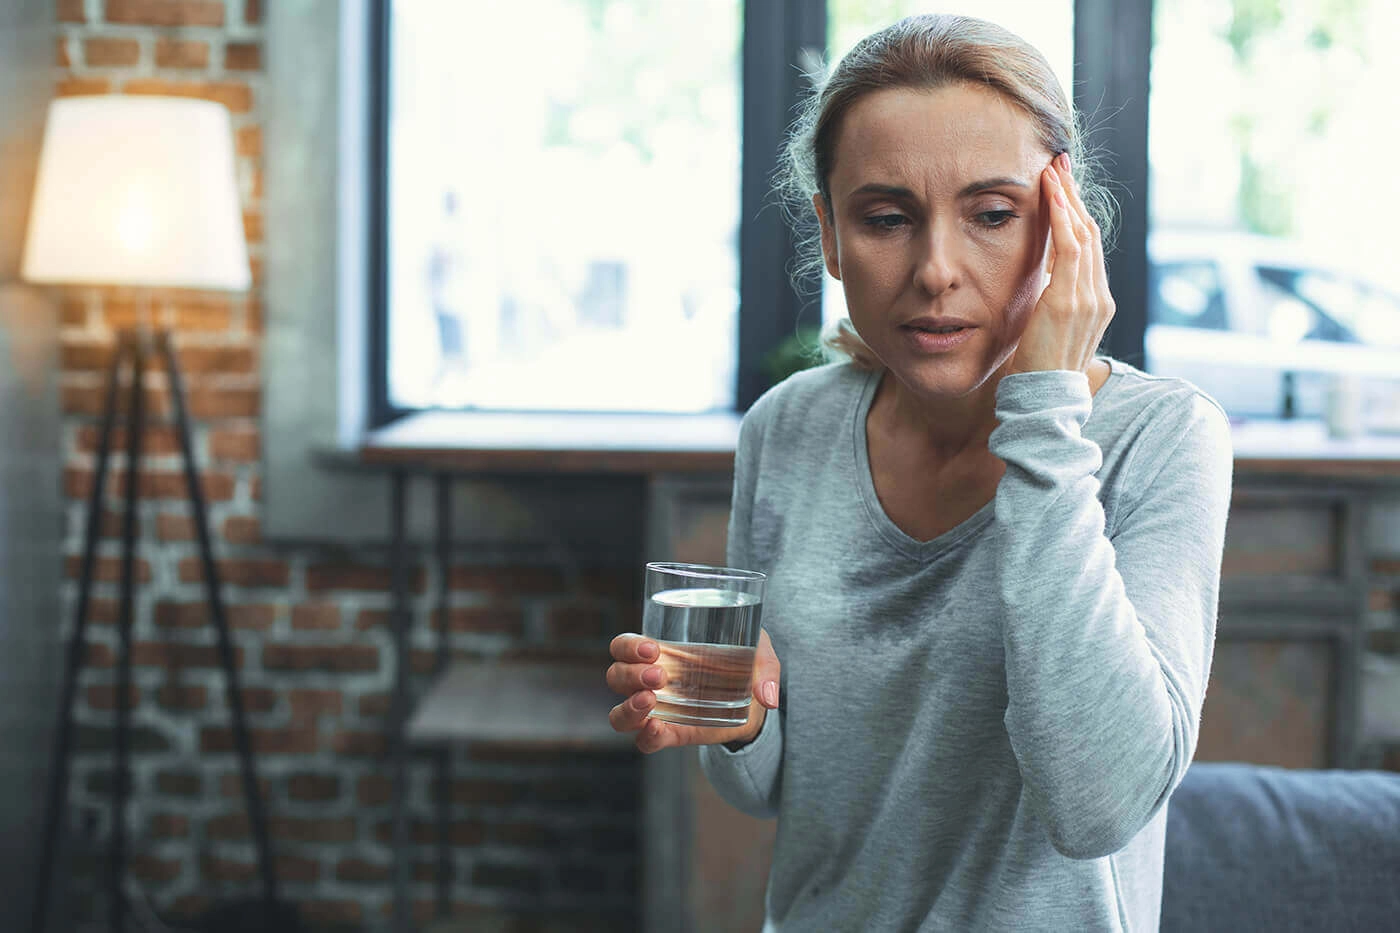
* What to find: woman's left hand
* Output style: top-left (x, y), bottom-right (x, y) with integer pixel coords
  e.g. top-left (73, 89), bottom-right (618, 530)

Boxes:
top-left (1008, 152), bottom-right (1116, 375)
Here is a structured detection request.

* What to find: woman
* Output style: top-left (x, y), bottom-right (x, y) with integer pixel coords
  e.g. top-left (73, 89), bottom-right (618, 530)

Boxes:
top-left (607, 15), bottom-right (1232, 931)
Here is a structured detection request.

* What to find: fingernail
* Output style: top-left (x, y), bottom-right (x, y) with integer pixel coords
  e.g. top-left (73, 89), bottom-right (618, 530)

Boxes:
top-left (632, 692), bottom-right (652, 711)
top-left (639, 642), bottom-right (658, 660)
top-left (643, 667), bottom-right (663, 688)
top-left (1058, 152), bottom-right (1071, 172)
top-left (762, 681), bottom-right (779, 707)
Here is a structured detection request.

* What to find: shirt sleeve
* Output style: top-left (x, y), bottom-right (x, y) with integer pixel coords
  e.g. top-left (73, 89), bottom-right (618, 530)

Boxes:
top-left (989, 369), bottom-right (1233, 860)
top-left (697, 406), bottom-right (785, 819)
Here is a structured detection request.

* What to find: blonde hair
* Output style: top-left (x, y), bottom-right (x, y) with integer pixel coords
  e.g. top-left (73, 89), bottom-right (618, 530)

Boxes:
top-left (778, 15), bottom-right (1118, 370)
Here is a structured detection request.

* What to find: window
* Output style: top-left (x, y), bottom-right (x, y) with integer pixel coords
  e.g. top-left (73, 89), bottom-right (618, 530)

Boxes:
top-left (1148, 0), bottom-right (1400, 428)
top-left (380, 0), bottom-right (743, 416)
top-left (370, 1), bottom-right (1146, 426)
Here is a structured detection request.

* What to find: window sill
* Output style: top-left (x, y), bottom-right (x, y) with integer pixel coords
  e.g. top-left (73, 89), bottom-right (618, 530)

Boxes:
top-left (338, 409), bottom-right (743, 475)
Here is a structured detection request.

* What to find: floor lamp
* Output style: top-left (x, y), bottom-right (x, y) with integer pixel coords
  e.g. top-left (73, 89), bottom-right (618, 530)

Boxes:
top-left (21, 96), bottom-right (280, 933)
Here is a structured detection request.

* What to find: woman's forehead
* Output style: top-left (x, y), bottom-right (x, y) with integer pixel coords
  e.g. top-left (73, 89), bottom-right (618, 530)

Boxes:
top-left (830, 84), bottom-right (1047, 194)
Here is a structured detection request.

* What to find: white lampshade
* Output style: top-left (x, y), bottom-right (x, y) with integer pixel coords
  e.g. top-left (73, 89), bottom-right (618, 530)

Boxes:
top-left (21, 95), bottom-right (250, 291)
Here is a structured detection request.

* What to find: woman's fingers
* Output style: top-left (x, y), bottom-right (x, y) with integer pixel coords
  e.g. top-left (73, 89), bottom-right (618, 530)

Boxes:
top-left (753, 629), bottom-right (781, 709)
top-left (605, 658), bottom-right (665, 696)
top-left (1042, 162), bottom-right (1081, 300)
top-left (609, 632), bottom-right (659, 664)
top-left (608, 688), bottom-right (655, 733)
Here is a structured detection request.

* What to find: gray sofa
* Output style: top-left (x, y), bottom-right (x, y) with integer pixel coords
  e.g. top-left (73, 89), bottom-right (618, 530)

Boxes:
top-left (1162, 761), bottom-right (1400, 932)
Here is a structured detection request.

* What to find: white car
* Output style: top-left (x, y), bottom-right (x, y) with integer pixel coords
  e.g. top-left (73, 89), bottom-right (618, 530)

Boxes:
top-left (1146, 230), bottom-right (1400, 423)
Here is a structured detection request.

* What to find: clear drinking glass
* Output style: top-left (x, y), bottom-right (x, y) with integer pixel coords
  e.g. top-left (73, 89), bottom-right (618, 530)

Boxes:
top-left (642, 562), bottom-right (766, 728)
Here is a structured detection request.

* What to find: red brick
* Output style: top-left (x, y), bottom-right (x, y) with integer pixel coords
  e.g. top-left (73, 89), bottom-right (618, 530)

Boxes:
top-left (123, 78), bottom-right (251, 113)
top-left (61, 339), bottom-right (119, 372)
top-left (1373, 558), bottom-right (1400, 575)
top-left (288, 688), bottom-right (342, 723)
top-left (491, 821), bottom-right (560, 848)
top-left (358, 692), bottom-right (391, 717)
top-left (375, 819), bottom-right (484, 846)
top-left (178, 557), bottom-right (288, 587)
top-left (545, 604), bottom-right (610, 640)
top-left (287, 773), bottom-right (340, 802)
top-left (86, 597), bottom-right (120, 624)
top-left (168, 896), bottom-right (213, 919)
top-left (84, 38), bottom-right (141, 67)
top-left (60, 295), bottom-right (89, 328)
top-left (243, 210), bottom-right (263, 244)
top-left (222, 515), bottom-right (261, 545)
top-left (306, 563), bottom-right (391, 592)
top-left (129, 854), bottom-right (182, 883)
top-left (357, 775), bottom-right (391, 806)
top-left (218, 773), bottom-right (270, 798)
top-left (448, 565), bottom-right (567, 594)
top-left (206, 813), bottom-right (249, 840)
top-left (156, 684), bottom-right (208, 710)
top-left (119, 469), bottom-right (237, 501)
top-left (57, 37), bottom-right (71, 67)
top-left (133, 642), bottom-right (242, 669)
top-left (203, 727), bottom-right (299, 756)
top-left (156, 770), bottom-right (201, 796)
top-left (202, 726), bottom-right (316, 755)
top-left (209, 427), bottom-right (259, 461)
top-left (172, 344), bottom-right (257, 374)
top-left (452, 779), bottom-right (525, 806)
top-left (156, 513), bottom-right (195, 541)
top-left (187, 386), bottom-right (260, 419)
top-left (291, 603), bottom-right (340, 631)
top-left (245, 0), bottom-right (259, 23)
top-left (224, 41), bottom-right (261, 71)
top-left (58, 0), bottom-right (85, 22)
top-left (58, 78), bottom-right (112, 97)
top-left (331, 730), bottom-right (385, 757)
top-left (242, 686), bottom-right (278, 712)
top-left (85, 685), bottom-right (140, 710)
top-left (1370, 588), bottom-right (1394, 613)
top-left (155, 38), bottom-right (209, 69)
top-left (105, 0), bottom-right (225, 27)
top-left (300, 901), bottom-right (363, 927)
top-left (336, 857), bottom-right (390, 882)
top-left (355, 606), bottom-right (523, 634)
top-left (270, 817), bottom-right (356, 844)
top-left (150, 813), bottom-right (190, 838)
top-left (154, 602), bottom-right (277, 631)
top-left (65, 555), bottom-right (152, 584)
top-left (263, 644), bottom-right (377, 673)
top-left (235, 126), bottom-right (261, 157)
top-left (84, 642), bottom-right (117, 668)
top-left (171, 303), bottom-right (234, 333)
top-left (203, 854), bottom-right (319, 883)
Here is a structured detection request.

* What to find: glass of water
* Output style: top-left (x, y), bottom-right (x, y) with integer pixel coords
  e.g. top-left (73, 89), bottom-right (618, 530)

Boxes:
top-left (642, 562), bottom-right (766, 728)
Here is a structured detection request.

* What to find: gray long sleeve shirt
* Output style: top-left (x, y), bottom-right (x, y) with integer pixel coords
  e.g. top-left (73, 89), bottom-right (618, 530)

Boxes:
top-left (699, 359), bottom-right (1233, 932)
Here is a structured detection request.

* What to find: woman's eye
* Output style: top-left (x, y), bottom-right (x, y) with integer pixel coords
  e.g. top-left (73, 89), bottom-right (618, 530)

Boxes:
top-left (976, 210), bottom-right (1016, 228)
top-left (863, 213), bottom-right (909, 230)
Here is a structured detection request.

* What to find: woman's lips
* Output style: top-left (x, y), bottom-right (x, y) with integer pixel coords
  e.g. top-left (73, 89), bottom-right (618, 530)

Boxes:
top-left (900, 324), bottom-right (975, 353)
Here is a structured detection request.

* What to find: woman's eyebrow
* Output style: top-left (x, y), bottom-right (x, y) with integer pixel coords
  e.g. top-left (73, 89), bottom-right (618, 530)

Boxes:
top-left (848, 177), bottom-right (1032, 200)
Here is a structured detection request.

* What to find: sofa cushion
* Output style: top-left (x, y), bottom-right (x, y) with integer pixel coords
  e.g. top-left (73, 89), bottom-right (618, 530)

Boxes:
top-left (1161, 761), bottom-right (1400, 933)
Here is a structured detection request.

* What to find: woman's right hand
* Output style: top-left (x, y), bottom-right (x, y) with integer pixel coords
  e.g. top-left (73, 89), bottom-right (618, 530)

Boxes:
top-left (606, 630), bottom-right (781, 754)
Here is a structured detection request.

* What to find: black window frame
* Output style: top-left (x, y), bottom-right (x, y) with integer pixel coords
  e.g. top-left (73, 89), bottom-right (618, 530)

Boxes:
top-left (367, 0), bottom-right (1152, 429)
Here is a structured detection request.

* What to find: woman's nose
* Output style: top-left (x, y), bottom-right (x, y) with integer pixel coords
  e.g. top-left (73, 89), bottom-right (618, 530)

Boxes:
top-left (913, 226), bottom-right (958, 296)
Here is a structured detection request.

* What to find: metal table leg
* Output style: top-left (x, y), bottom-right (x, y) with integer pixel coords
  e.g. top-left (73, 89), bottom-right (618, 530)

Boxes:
top-left (390, 471), bottom-right (412, 931)
top-left (434, 475), bottom-right (452, 920)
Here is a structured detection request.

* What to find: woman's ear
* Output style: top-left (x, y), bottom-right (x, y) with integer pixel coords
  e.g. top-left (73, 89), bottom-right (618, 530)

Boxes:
top-left (813, 193), bottom-right (841, 281)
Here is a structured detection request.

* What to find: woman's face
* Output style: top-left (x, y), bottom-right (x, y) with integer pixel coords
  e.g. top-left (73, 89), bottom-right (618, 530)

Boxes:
top-left (817, 83), bottom-right (1055, 400)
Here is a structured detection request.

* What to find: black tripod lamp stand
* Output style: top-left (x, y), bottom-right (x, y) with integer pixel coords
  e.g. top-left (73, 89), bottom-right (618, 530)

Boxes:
top-left (21, 95), bottom-right (282, 933)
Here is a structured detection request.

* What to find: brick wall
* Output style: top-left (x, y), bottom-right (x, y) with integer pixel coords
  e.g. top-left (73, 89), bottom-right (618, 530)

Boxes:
top-left (52, 2), bottom-right (640, 930)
